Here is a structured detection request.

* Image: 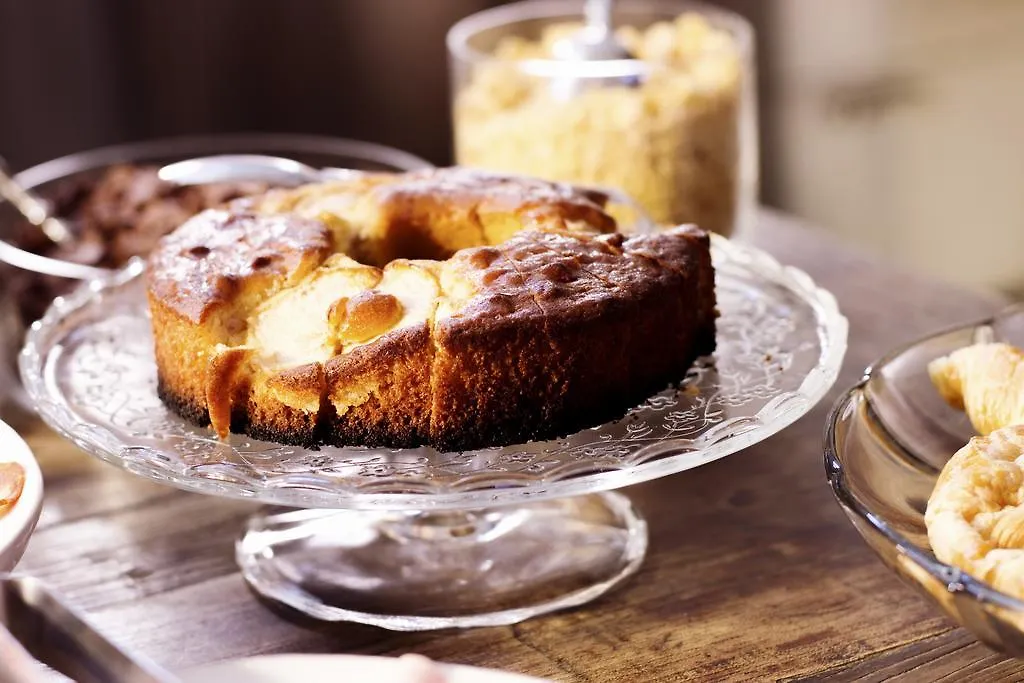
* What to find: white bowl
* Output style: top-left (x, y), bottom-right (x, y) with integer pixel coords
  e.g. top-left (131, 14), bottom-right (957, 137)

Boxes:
top-left (0, 419), bottom-right (43, 571)
top-left (184, 654), bottom-right (551, 683)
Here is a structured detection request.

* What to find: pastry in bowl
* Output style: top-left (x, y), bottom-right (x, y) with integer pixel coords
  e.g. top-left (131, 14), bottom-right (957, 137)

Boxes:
top-left (929, 342), bottom-right (1024, 436)
top-left (926, 424), bottom-right (1024, 598)
top-left (147, 167), bottom-right (717, 451)
top-left (927, 342), bottom-right (1024, 598)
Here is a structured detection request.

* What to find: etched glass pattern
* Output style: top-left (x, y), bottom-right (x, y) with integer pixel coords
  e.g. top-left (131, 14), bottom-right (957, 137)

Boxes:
top-left (21, 236), bottom-right (847, 510)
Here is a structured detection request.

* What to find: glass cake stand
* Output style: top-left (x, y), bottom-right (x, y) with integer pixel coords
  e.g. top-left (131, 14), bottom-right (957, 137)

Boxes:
top-left (20, 235), bottom-right (847, 631)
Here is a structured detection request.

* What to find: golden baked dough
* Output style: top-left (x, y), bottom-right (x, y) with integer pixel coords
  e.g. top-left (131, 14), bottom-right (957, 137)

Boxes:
top-left (928, 343), bottom-right (1024, 435)
top-left (926, 341), bottom-right (1024, 597)
top-left (926, 425), bottom-right (1024, 599)
top-left (147, 167), bottom-right (717, 450)
top-left (0, 462), bottom-right (25, 518)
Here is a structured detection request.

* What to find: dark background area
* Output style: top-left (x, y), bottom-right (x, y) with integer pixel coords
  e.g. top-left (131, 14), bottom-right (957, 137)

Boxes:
top-left (0, 0), bottom-right (772, 197)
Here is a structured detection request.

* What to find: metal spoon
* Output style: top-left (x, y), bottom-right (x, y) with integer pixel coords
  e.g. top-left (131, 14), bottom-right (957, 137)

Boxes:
top-left (0, 156), bottom-right (73, 246)
top-left (0, 155), bottom-right (109, 280)
top-left (0, 239), bottom-right (108, 280)
top-left (158, 154), bottom-right (324, 187)
top-left (550, 0), bottom-right (639, 97)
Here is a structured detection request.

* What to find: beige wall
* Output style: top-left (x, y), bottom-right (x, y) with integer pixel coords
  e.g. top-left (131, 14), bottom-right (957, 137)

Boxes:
top-left (764, 0), bottom-right (1024, 294)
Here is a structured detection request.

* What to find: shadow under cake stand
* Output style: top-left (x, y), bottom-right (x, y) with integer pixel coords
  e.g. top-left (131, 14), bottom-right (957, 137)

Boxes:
top-left (20, 235), bottom-right (847, 631)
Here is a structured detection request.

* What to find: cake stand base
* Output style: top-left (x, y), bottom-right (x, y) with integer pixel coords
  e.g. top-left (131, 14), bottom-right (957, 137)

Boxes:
top-left (236, 492), bottom-right (647, 631)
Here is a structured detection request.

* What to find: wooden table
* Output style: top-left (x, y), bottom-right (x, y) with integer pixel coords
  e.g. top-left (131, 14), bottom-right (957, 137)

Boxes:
top-left (6, 211), bottom-right (1015, 681)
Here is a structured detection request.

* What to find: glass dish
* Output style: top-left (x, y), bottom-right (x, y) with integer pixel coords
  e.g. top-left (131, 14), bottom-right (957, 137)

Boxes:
top-left (22, 235), bottom-right (846, 630)
top-left (448, 0), bottom-right (758, 237)
top-left (825, 304), bottom-right (1024, 656)
top-left (0, 133), bottom-right (433, 412)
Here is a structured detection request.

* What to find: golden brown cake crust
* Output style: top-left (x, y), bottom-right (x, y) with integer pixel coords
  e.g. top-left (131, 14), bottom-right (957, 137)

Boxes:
top-left (381, 167), bottom-right (616, 234)
top-left (148, 168), bottom-right (716, 451)
top-left (326, 324), bottom-right (435, 447)
top-left (147, 210), bottom-right (332, 324)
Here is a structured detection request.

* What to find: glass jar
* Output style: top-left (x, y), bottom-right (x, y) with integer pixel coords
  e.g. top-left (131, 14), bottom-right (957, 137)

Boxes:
top-left (448, 0), bottom-right (757, 238)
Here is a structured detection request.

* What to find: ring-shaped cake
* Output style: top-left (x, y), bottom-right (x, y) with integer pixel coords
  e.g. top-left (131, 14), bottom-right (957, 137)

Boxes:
top-left (146, 168), bottom-right (717, 451)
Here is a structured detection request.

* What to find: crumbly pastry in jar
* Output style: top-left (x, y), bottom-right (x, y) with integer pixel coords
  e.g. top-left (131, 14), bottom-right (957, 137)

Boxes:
top-left (147, 167), bottom-right (717, 451)
top-left (0, 462), bottom-right (25, 519)
top-left (454, 14), bottom-right (742, 234)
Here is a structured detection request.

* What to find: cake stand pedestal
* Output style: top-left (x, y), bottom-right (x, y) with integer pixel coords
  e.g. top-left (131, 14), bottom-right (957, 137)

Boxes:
top-left (238, 493), bottom-right (644, 629)
top-left (21, 237), bottom-right (847, 630)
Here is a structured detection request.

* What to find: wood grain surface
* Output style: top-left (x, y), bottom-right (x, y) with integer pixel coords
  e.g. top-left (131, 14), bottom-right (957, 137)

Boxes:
top-left (5, 211), bottom-right (1014, 681)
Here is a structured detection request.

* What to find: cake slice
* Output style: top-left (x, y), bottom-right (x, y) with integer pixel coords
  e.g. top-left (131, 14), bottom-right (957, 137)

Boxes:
top-left (147, 210), bottom-right (333, 428)
top-left (496, 226), bottom-right (717, 435)
top-left (427, 243), bottom-right (559, 450)
top-left (323, 260), bottom-right (441, 446)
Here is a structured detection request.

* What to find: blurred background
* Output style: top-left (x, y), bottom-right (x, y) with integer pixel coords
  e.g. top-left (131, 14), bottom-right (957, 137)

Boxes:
top-left (1, 0), bottom-right (1021, 297)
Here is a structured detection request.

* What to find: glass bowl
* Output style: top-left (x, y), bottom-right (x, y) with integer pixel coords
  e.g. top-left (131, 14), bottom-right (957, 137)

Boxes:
top-left (825, 304), bottom-right (1024, 656)
top-left (0, 133), bottom-right (433, 411)
top-left (448, 0), bottom-right (758, 237)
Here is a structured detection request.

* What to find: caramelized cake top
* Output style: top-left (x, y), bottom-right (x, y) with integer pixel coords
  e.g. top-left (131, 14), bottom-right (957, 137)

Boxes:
top-left (147, 167), bottom-right (713, 442)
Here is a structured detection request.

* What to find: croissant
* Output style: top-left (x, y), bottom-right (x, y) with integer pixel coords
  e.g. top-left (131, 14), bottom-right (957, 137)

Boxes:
top-left (926, 342), bottom-right (1024, 597)
top-left (926, 424), bottom-right (1024, 599)
top-left (928, 342), bottom-right (1024, 435)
